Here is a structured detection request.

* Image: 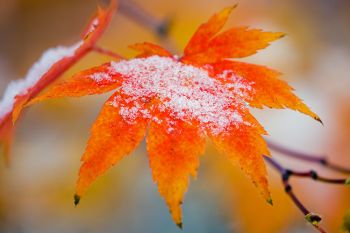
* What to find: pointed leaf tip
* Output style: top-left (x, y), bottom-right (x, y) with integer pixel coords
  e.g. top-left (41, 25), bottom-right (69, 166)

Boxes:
top-left (315, 116), bottom-right (323, 125)
top-left (267, 198), bottom-right (273, 206)
top-left (176, 222), bottom-right (183, 230)
top-left (278, 32), bottom-right (287, 38)
top-left (225, 4), bottom-right (238, 13)
top-left (74, 194), bottom-right (81, 206)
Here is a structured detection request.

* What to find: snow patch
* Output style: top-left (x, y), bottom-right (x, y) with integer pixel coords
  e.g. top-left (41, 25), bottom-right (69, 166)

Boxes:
top-left (108, 56), bottom-right (253, 135)
top-left (86, 18), bottom-right (99, 37)
top-left (0, 41), bottom-right (83, 119)
top-left (89, 72), bottom-right (113, 83)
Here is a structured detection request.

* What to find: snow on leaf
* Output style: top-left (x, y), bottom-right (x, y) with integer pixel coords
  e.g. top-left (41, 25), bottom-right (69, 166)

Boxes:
top-left (36, 54), bottom-right (268, 224)
top-left (75, 91), bottom-right (148, 200)
top-left (0, 0), bottom-right (117, 162)
top-left (27, 63), bottom-right (122, 106)
top-left (0, 41), bottom-right (82, 120)
top-left (109, 56), bottom-right (250, 134)
top-left (210, 60), bottom-right (321, 122)
top-left (0, 0), bottom-right (117, 126)
top-left (82, 0), bottom-right (118, 40)
top-left (7, 5), bottom-right (322, 228)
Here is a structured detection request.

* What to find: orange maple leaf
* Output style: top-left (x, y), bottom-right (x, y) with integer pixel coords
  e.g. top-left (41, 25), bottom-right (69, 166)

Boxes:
top-left (24, 6), bottom-right (320, 227)
top-left (0, 0), bottom-right (118, 161)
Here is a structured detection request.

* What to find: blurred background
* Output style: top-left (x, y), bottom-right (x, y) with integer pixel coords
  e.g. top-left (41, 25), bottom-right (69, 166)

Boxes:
top-left (0, 0), bottom-right (350, 232)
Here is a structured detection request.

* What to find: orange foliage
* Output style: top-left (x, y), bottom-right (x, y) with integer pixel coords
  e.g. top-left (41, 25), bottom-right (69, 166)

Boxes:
top-left (182, 6), bottom-right (284, 65)
top-left (210, 61), bottom-right (321, 121)
top-left (129, 42), bottom-right (173, 58)
top-left (13, 6), bottom-right (320, 227)
top-left (147, 117), bottom-right (206, 226)
top-left (12, 0), bottom-right (117, 123)
top-left (76, 91), bottom-right (148, 199)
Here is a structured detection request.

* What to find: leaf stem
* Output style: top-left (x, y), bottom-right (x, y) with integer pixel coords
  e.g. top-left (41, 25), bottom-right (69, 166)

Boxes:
top-left (92, 46), bottom-right (125, 60)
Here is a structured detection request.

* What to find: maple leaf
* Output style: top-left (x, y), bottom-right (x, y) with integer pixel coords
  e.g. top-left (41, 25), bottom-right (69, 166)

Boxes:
top-left (0, 0), bottom-right (118, 161)
top-left (23, 6), bottom-right (320, 227)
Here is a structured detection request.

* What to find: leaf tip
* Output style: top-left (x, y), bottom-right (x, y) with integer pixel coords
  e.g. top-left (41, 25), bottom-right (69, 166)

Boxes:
top-left (278, 32), bottom-right (287, 39)
top-left (266, 198), bottom-right (273, 206)
top-left (222, 4), bottom-right (237, 16)
top-left (315, 116), bottom-right (323, 125)
top-left (176, 222), bottom-right (183, 230)
top-left (305, 213), bottom-right (322, 226)
top-left (74, 194), bottom-right (81, 206)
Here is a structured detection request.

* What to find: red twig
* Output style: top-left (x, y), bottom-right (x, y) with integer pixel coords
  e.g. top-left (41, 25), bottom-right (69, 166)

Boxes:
top-left (92, 46), bottom-right (125, 60)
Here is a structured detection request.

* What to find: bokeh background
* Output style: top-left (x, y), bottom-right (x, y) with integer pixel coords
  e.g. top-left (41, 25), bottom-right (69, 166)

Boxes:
top-left (0, 0), bottom-right (350, 232)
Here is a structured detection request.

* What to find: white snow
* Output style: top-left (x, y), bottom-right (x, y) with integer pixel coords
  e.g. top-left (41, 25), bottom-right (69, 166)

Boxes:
top-left (89, 72), bottom-right (113, 82)
top-left (0, 41), bottom-right (83, 119)
top-left (85, 18), bottom-right (99, 37)
top-left (105, 56), bottom-right (253, 135)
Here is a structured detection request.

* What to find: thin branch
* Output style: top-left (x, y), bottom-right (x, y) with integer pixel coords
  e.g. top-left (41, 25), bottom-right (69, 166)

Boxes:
top-left (119, 0), bottom-right (171, 37)
top-left (266, 140), bottom-right (350, 174)
top-left (119, 0), bottom-right (179, 54)
top-left (290, 170), bottom-right (347, 184)
top-left (264, 156), bottom-right (327, 233)
top-left (92, 46), bottom-right (125, 60)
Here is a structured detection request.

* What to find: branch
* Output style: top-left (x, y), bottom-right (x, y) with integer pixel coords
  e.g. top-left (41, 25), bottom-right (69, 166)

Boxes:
top-left (92, 46), bottom-right (125, 60)
top-left (264, 156), bottom-right (327, 233)
top-left (119, 0), bottom-right (171, 38)
top-left (290, 170), bottom-right (348, 184)
top-left (266, 140), bottom-right (350, 174)
top-left (119, 0), bottom-right (179, 54)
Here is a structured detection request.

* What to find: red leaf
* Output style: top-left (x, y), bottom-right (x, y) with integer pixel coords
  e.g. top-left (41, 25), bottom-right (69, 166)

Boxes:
top-left (2, 5), bottom-right (322, 228)
top-left (129, 42), bottom-right (172, 58)
top-left (146, 116), bottom-right (205, 226)
top-left (27, 63), bottom-right (122, 106)
top-left (210, 60), bottom-right (321, 122)
top-left (184, 6), bottom-right (236, 56)
top-left (0, 0), bottom-right (117, 123)
top-left (0, 0), bottom-right (118, 158)
top-left (75, 91), bottom-right (148, 200)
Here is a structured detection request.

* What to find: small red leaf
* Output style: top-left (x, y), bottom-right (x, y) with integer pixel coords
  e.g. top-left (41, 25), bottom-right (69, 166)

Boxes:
top-left (129, 42), bottom-right (172, 58)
